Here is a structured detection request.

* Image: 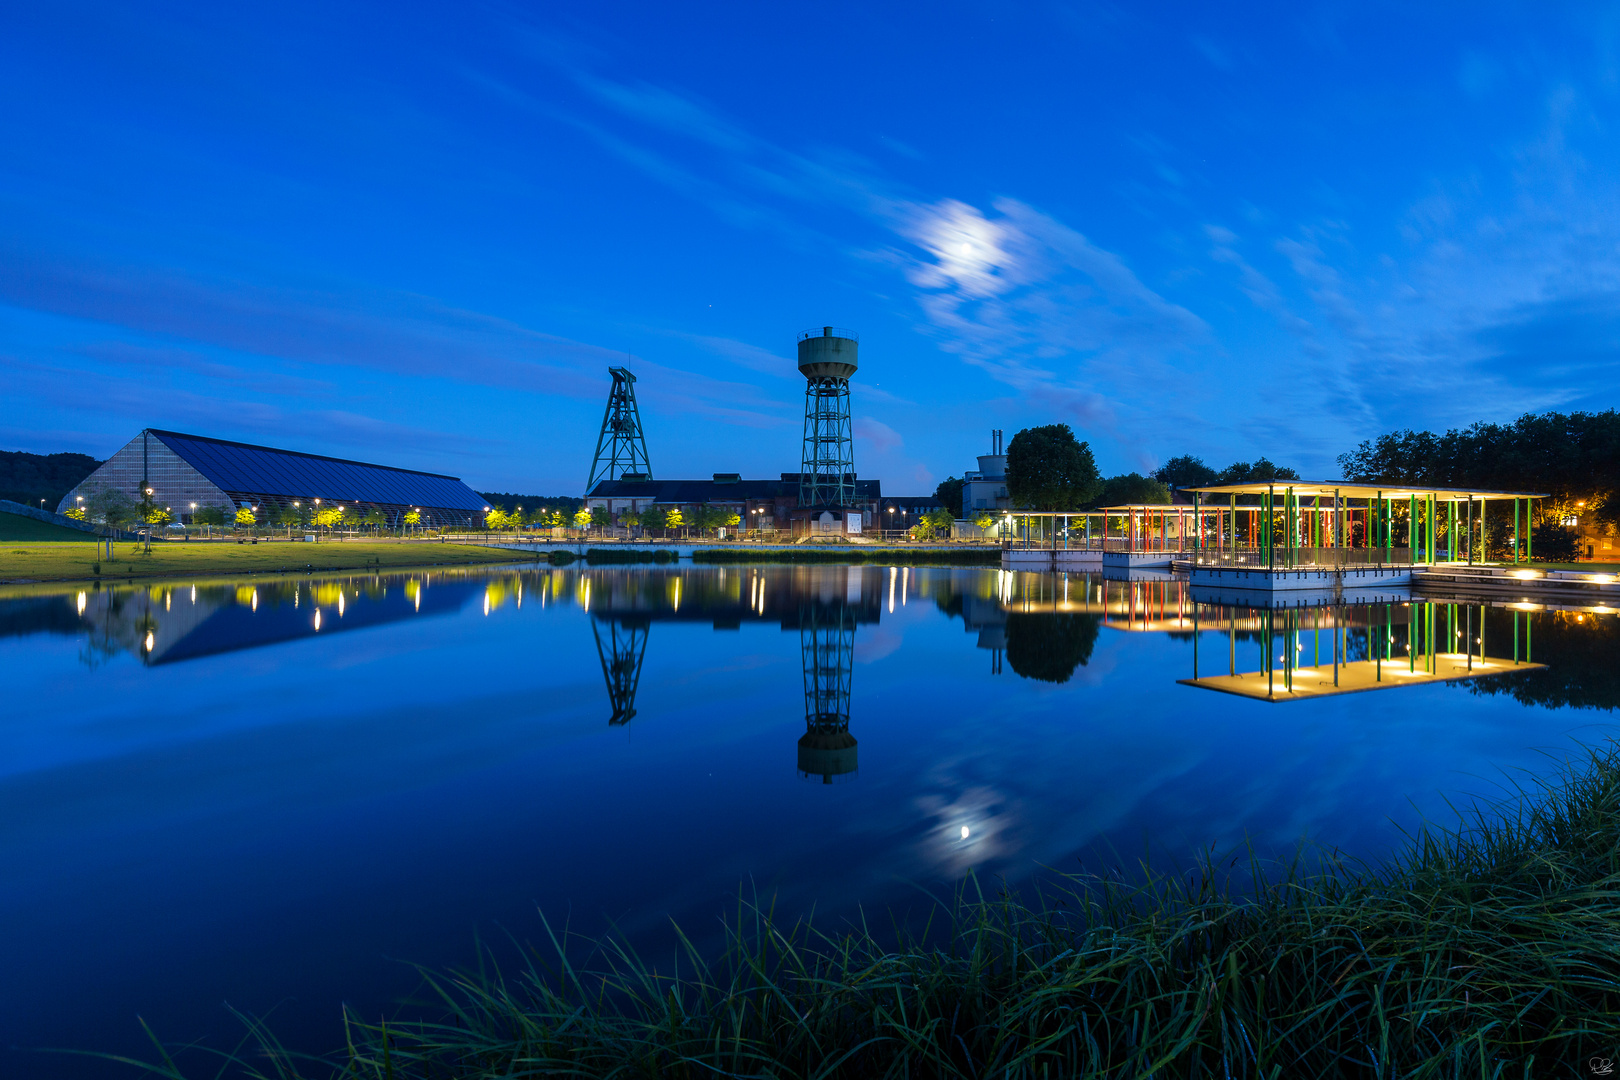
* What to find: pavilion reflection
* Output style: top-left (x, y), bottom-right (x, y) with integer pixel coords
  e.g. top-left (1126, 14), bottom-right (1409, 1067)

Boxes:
top-left (1177, 600), bottom-right (1546, 702)
top-left (966, 568), bottom-right (1580, 702)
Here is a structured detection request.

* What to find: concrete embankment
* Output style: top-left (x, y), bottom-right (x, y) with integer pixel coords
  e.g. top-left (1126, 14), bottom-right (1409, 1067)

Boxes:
top-left (1413, 564), bottom-right (1619, 603)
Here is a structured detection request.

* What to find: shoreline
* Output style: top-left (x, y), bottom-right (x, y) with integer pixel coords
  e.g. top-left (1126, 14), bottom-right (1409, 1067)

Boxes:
top-left (117, 742), bottom-right (1620, 1077)
top-left (0, 538), bottom-right (529, 585)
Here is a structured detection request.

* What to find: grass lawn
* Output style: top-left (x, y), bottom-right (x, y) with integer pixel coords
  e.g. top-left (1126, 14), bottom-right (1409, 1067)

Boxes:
top-left (0, 538), bottom-right (528, 583)
top-left (1530, 559), bottom-right (1620, 572)
top-left (0, 513), bottom-right (101, 542)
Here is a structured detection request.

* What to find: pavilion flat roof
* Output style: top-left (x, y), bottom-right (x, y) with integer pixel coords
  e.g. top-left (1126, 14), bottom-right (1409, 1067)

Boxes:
top-left (1179, 480), bottom-right (1549, 500)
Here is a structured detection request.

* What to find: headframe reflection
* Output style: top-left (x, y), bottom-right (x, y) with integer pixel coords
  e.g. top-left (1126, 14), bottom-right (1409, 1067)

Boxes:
top-left (581, 565), bottom-right (883, 781)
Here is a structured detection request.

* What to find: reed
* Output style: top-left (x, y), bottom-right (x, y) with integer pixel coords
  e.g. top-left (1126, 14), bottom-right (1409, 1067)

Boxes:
top-left (116, 745), bottom-right (1620, 1078)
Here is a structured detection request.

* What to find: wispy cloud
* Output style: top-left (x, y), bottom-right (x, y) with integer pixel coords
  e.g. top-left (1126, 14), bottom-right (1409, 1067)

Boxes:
top-left (493, 55), bottom-right (1210, 447)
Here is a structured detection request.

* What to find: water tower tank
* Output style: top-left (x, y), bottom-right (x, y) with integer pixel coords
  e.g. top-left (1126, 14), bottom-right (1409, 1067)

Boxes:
top-left (797, 326), bottom-right (858, 380)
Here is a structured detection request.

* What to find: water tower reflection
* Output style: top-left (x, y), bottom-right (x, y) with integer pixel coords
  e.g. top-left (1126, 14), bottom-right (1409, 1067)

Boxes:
top-left (583, 564), bottom-right (882, 780)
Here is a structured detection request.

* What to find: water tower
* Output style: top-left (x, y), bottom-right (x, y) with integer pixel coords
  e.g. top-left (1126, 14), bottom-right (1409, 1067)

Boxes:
top-left (797, 327), bottom-right (858, 511)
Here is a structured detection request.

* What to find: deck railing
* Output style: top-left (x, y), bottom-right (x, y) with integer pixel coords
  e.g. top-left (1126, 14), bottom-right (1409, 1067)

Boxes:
top-left (1188, 547), bottom-right (1416, 568)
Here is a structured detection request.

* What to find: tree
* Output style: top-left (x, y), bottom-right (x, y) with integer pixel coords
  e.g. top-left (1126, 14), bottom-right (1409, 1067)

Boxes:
top-left (63, 506), bottom-right (86, 521)
top-left (973, 512), bottom-right (995, 533)
top-left (590, 506), bottom-right (612, 530)
top-left (1090, 473), bottom-right (1171, 508)
top-left (485, 508), bottom-right (510, 530)
top-left (1338, 410), bottom-right (1620, 531)
top-left (195, 505), bottom-right (227, 527)
top-left (1005, 613), bottom-right (1101, 683)
top-left (363, 507), bottom-right (387, 531)
top-left (912, 507), bottom-right (958, 540)
top-left (234, 506), bottom-right (258, 528)
top-left (665, 507), bottom-right (685, 533)
top-left (313, 507), bottom-right (343, 529)
top-left (933, 476), bottom-right (965, 516)
top-left (144, 506), bottom-right (173, 527)
top-left (1152, 455), bottom-right (1219, 490)
top-left (573, 507), bottom-right (593, 530)
top-left (272, 504), bottom-right (302, 527)
top-left (83, 484), bottom-right (136, 531)
top-left (403, 509), bottom-right (422, 527)
top-left (638, 506), bottom-right (665, 532)
top-left (1212, 458), bottom-right (1301, 485)
top-left (1005, 424), bottom-right (1102, 510)
top-left (721, 510), bottom-right (741, 530)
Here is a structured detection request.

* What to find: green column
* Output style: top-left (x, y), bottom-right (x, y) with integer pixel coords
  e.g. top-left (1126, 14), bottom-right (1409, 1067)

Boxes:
top-left (1285, 486), bottom-right (1294, 567)
top-left (1264, 487), bottom-right (1273, 567)
top-left (1527, 501), bottom-right (1533, 562)
top-left (1384, 495), bottom-right (1391, 560)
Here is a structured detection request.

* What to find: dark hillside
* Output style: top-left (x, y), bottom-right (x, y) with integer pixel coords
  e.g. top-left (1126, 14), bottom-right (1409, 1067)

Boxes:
top-left (0, 450), bottom-right (102, 509)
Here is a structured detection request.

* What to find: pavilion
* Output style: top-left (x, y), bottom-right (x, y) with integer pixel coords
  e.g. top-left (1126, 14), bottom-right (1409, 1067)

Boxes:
top-left (996, 480), bottom-right (1549, 582)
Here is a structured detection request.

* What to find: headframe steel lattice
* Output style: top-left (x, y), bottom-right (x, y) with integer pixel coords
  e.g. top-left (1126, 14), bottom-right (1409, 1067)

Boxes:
top-left (797, 327), bottom-right (859, 510)
top-left (587, 366), bottom-right (653, 492)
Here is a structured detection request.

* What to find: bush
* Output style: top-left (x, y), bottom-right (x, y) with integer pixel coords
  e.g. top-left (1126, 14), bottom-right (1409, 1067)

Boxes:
top-left (546, 549), bottom-right (576, 566)
top-left (1533, 521), bottom-right (1583, 563)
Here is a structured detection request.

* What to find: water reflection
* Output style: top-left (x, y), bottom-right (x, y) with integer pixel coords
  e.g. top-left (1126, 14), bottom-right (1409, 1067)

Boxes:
top-left (581, 565), bottom-right (882, 778)
top-left (5, 562), bottom-right (1620, 1080)
top-left (0, 572), bottom-right (503, 668)
top-left (4, 568), bottom-right (1616, 718)
top-left (1178, 601), bottom-right (1544, 702)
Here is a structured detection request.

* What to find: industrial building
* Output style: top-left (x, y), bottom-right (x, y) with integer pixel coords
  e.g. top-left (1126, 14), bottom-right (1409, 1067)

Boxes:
top-left (586, 473), bottom-right (884, 536)
top-left (960, 430), bottom-right (1011, 515)
top-left (59, 429), bottom-right (489, 527)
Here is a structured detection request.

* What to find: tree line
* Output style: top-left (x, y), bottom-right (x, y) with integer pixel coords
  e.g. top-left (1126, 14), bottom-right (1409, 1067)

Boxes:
top-left (1336, 409), bottom-right (1619, 529)
top-left (995, 423), bottom-right (1303, 512)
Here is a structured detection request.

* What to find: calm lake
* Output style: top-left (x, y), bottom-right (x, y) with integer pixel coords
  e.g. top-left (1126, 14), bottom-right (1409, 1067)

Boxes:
top-left (1, 562), bottom-right (1614, 1077)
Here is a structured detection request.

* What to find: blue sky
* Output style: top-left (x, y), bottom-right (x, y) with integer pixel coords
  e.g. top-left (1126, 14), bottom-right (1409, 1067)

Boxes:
top-left (3, 3), bottom-right (1618, 494)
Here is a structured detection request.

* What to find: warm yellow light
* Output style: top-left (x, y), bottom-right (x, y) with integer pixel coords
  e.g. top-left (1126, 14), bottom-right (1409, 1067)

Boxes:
top-left (314, 609), bottom-right (322, 631)
top-left (76, 592), bottom-right (86, 614)
top-left (1512, 570), bottom-right (1539, 579)
top-left (144, 632), bottom-right (154, 651)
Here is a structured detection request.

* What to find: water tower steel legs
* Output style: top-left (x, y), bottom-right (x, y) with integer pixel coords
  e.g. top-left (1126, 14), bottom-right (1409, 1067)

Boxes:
top-left (801, 377), bottom-right (853, 510)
